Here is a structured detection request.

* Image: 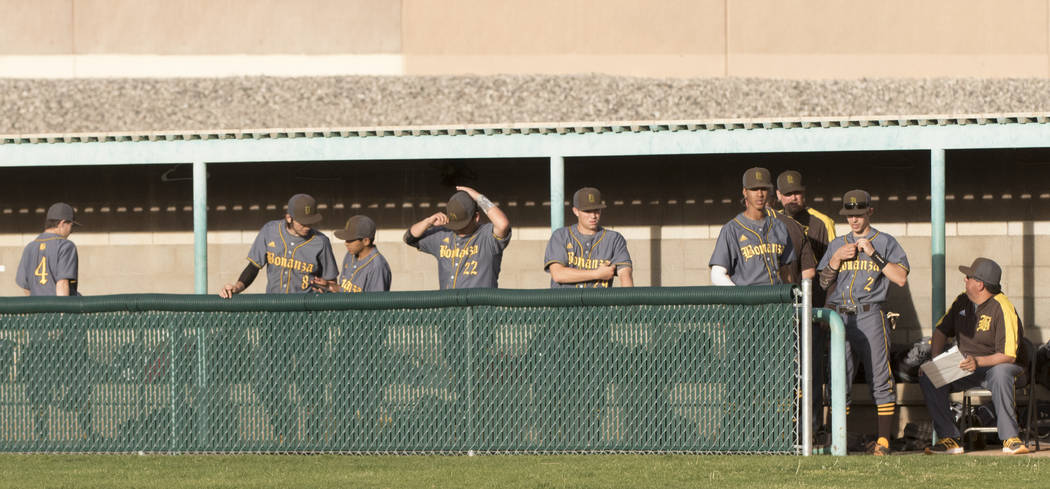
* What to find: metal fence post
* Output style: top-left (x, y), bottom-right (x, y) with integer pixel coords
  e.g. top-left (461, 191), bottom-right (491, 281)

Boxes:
top-left (801, 279), bottom-right (813, 456)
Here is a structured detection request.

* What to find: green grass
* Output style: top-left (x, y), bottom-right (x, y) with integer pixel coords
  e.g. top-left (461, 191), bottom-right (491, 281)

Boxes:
top-left (0, 454), bottom-right (1047, 489)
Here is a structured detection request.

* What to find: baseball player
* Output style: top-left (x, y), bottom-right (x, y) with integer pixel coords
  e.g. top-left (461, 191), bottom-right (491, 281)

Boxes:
top-left (817, 189), bottom-right (909, 455)
top-left (776, 170), bottom-right (835, 305)
top-left (219, 193), bottom-right (338, 297)
top-left (217, 193), bottom-right (337, 443)
top-left (544, 187), bottom-right (633, 288)
top-left (16, 203), bottom-right (92, 440)
top-left (922, 258), bottom-right (1029, 455)
top-left (404, 186), bottom-right (511, 289)
top-left (330, 215), bottom-right (391, 293)
top-left (16, 202), bottom-right (80, 296)
top-left (710, 167), bottom-right (797, 286)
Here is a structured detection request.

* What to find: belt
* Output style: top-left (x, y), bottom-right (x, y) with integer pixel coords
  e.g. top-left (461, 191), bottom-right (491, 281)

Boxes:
top-left (834, 304), bottom-right (875, 315)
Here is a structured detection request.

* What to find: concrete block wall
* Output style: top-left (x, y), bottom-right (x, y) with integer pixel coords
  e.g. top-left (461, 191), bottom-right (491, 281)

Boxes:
top-left (3, 221), bottom-right (1048, 345)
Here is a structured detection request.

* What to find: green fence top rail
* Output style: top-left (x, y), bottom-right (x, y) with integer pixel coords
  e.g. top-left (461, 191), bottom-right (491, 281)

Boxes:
top-left (0, 285), bottom-right (796, 314)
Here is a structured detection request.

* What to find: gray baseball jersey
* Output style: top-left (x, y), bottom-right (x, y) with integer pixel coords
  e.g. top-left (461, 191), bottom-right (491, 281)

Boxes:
top-left (337, 248), bottom-right (392, 293)
top-left (543, 226), bottom-right (632, 288)
top-left (16, 232), bottom-right (79, 296)
top-left (410, 222), bottom-right (511, 289)
top-left (818, 227), bottom-right (910, 306)
top-left (709, 213), bottom-right (797, 286)
top-left (247, 219), bottom-right (338, 294)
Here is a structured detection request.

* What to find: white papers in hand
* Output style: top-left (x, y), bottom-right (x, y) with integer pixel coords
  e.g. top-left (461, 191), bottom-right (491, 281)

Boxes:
top-left (919, 346), bottom-right (972, 388)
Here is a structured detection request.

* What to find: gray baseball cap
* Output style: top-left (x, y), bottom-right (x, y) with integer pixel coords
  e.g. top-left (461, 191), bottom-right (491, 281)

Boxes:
top-left (445, 191), bottom-right (477, 231)
top-left (573, 187), bottom-right (606, 211)
top-left (959, 257), bottom-right (1001, 287)
top-left (742, 167), bottom-right (774, 190)
top-left (335, 215), bottom-right (376, 241)
top-left (287, 194), bottom-right (322, 225)
top-left (839, 189), bottom-right (871, 216)
top-left (777, 170), bottom-right (805, 193)
top-left (46, 202), bottom-right (80, 226)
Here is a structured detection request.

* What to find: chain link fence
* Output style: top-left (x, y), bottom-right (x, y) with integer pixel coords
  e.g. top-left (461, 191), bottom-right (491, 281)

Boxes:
top-left (0, 286), bottom-right (798, 454)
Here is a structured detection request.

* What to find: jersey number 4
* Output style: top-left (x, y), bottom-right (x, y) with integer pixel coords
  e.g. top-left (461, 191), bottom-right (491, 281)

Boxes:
top-left (34, 257), bottom-right (48, 285)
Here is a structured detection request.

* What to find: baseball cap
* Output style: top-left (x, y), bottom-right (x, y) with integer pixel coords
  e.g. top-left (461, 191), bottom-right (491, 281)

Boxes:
top-left (334, 215), bottom-right (376, 241)
top-left (287, 193), bottom-right (323, 225)
top-left (959, 257), bottom-right (1002, 288)
top-left (445, 191), bottom-right (477, 231)
top-left (742, 167), bottom-right (774, 190)
top-left (46, 202), bottom-right (80, 226)
top-left (573, 187), bottom-right (606, 211)
top-left (777, 170), bottom-right (806, 194)
top-left (839, 189), bottom-right (872, 216)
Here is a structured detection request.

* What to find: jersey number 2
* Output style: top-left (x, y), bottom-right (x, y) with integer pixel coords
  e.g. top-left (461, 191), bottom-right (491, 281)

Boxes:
top-left (34, 257), bottom-right (48, 285)
top-left (863, 276), bottom-right (874, 292)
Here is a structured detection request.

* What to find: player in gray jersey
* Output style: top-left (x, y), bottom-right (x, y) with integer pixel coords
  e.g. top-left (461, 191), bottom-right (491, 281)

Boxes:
top-left (331, 215), bottom-right (391, 293)
top-left (404, 186), bottom-right (511, 289)
top-left (710, 167), bottom-right (797, 286)
top-left (217, 193), bottom-right (337, 443)
top-left (219, 193), bottom-right (338, 297)
top-left (16, 203), bottom-right (92, 439)
top-left (817, 189), bottom-right (909, 456)
top-left (544, 187), bottom-right (633, 288)
top-left (17, 203), bottom-right (81, 296)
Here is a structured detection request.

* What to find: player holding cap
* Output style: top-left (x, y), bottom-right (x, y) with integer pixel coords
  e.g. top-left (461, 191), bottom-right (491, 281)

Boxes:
top-left (330, 215), bottom-right (391, 293)
top-left (17, 203), bottom-right (81, 296)
top-left (817, 189), bottom-right (909, 455)
top-left (404, 186), bottom-right (511, 289)
top-left (710, 167), bottom-right (797, 286)
top-left (219, 193), bottom-right (338, 297)
top-left (544, 187), bottom-right (633, 288)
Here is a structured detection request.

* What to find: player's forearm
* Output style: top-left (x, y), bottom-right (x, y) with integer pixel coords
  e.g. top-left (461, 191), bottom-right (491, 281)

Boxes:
top-left (881, 263), bottom-right (908, 287)
top-left (801, 267), bottom-right (816, 280)
top-left (549, 264), bottom-right (603, 284)
top-left (617, 268), bottom-right (634, 287)
top-left (409, 219), bottom-right (432, 238)
top-left (780, 264), bottom-right (797, 284)
top-left (974, 352), bottom-right (1015, 367)
top-left (818, 266), bottom-right (838, 290)
top-left (485, 205), bottom-right (511, 239)
top-left (55, 280), bottom-right (70, 297)
top-left (22, 288), bottom-right (30, 296)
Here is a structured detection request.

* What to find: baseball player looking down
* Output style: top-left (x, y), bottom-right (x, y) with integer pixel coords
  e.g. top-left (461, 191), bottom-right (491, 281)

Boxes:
top-left (922, 258), bottom-right (1029, 455)
top-left (404, 186), bottom-right (511, 289)
top-left (329, 215), bottom-right (391, 293)
top-left (219, 193), bottom-right (338, 298)
top-left (817, 189), bottom-right (909, 456)
top-left (544, 187), bottom-right (633, 288)
top-left (17, 203), bottom-right (81, 297)
top-left (710, 167), bottom-right (797, 286)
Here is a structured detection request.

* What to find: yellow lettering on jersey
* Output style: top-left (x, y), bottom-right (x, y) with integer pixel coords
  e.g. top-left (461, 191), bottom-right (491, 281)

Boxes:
top-left (267, 241), bottom-right (276, 248)
top-left (566, 252), bottom-right (611, 270)
top-left (838, 260), bottom-right (882, 273)
top-left (738, 243), bottom-right (784, 261)
top-left (39, 243), bottom-right (46, 251)
top-left (739, 234), bottom-right (748, 242)
top-left (265, 252), bottom-right (316, 273)
top-left (340, 279), bottom-right (363, 293)
top-left (977, 314), bottom-right (992, 332)
top-left (438, 244), bottom-right (480, 259)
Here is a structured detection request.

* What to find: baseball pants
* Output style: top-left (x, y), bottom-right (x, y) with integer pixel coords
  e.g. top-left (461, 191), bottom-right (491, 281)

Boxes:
top-left (919, 363), bottom-right (1024, 440)
top-left (842, 306), bottom-right (896, 407)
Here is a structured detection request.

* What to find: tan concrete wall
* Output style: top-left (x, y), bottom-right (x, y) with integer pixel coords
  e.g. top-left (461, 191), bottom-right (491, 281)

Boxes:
top-left (3, 0), bottom-right (1050, 77)
top-left (2, 224), bottom-right (1048, 343)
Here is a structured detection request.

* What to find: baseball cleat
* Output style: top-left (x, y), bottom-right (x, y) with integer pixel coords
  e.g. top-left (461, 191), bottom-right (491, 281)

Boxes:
top-left (1002, 437), bottom-right (1030, 455)
top-left (925, 437), bottom-right (964, 455)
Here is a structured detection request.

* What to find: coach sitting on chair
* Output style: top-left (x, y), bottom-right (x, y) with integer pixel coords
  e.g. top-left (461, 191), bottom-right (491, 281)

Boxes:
top-left (922, 257), bottom-right (1029, 455)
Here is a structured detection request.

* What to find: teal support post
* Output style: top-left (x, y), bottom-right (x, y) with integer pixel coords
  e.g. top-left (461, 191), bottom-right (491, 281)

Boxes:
top-left (550, 156), bottom-right (564, 231)
top-left (931, 149), bottom-right (946, 326)
top-left (193, 161), bottom-right (208, 294)
top-left (813, 308), bottom-right (847, 456)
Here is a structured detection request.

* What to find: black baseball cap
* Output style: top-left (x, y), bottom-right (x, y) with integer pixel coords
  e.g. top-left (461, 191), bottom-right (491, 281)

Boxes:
top-left (742, 167), bottom-right (774, 190)
top-left (335, 215), bottom-right (376, 241)
top-left (839, 189), bottom-right (871, 216)
top-left (959, 257), bottom-right (1002, 288)
top-left (287, 194), bottom-right (323, 225)
top-left (573, 187), bottom-right (606, 211)
top-left (445, 191), bottom-right (477, 231)
top-left (46, 202), bottom-right (81, 226)
top-left (777, 170), bottom-right (806, 194)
